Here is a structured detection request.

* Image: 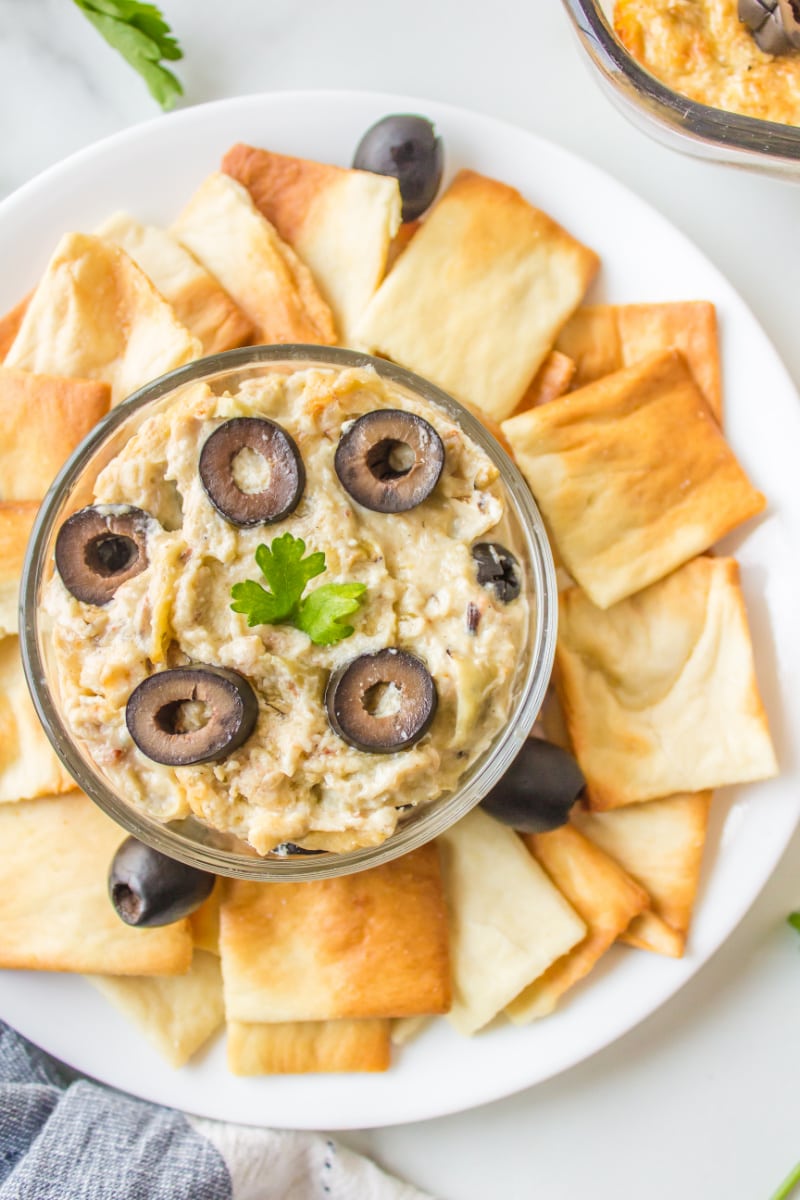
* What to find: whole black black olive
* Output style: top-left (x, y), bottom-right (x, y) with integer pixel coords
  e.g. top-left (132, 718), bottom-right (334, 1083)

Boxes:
top-left (353, 114), bottom-right (444, 221)
top-left (325, 648), bottom-right (437, 753)
top-left (126, 665), bottom-right (259, 767)
top-left (109, 836), bottom-right (215, 927)
top-left (55, 505), bottom-right (153, 605)
top-left (334, 409), bottom-right (444, 513)
top-left (199, 417), bottom-right (305, 527)
top-left (472, 542), bottom-right (522, 603)
top-left (480, 737), bottom-right (585, 833)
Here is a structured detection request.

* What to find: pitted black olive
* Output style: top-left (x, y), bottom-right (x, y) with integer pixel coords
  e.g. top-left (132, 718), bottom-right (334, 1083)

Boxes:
top-left (472, 542), bottom-right (521, 603)
top-left (126, 665), bottom-right (259, 766)
top-left (353, 115), bottom-right (444, 221)
top-left (199, 417), bottom-right (305, 527)
top-left (334, 410), bottom-right (444, 513)
top-left (109, 836), bottom-right (215, 927)
top-left (271, 842), bottom-right (327, 856)
top-left (325, 648), bottom-right (437, 753)
top-left (738, 0), bottom-right (800, 51)
top-left (480, 737), bottom-right (585, 833)
top-left (55, 505), bottom-right (153, 605)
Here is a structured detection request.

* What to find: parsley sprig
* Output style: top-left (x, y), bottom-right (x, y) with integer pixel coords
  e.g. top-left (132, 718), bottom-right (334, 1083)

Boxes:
top-left (72, 0), bottom-right (183, 110)
top-left (231, 533), bottom-right (367, 646)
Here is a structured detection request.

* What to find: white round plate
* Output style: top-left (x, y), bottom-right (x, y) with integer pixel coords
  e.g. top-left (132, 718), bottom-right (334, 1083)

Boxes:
top-left (0, 91), bottom-right (798, 1131)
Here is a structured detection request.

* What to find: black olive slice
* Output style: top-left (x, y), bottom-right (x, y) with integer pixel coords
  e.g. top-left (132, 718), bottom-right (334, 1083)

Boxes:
top-left (109, 836), bottom-right (215, 927)
top-left (271, 842), bottom-right (327, 856)
top-left (126, 665), bottom-right (259, 766)
top-left (334, 410), bottom-right (444, 513)
top-left (55, 505), bottom-right (152, 605)
top-left (325, 648), bottom-right (437, 753)
top-left (472, 542), bottom-right (522, 603)
top-left (199, 417), bottom-right (305, 527)
top-left (480, 737), bottom-right (585, 833)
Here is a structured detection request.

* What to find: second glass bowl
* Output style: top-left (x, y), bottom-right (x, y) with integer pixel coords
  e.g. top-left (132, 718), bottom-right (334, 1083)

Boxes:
top-left (20, 345), bottom-right (557, 881)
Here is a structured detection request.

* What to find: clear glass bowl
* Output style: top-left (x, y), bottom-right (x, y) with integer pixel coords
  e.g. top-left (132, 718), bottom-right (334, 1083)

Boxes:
top-left (20, 345), bottom-right (557, 881)
top-left (562, 0), bottom-right (800, 179)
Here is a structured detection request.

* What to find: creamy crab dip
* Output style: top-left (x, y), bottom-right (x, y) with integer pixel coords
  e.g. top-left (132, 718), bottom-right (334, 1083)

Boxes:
top-left (45, 365), bottom-right (529, 855)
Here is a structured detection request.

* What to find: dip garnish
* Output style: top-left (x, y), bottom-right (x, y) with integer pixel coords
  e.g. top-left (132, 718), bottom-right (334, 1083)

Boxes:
top-left (231, 532), bottom-right (367, 645)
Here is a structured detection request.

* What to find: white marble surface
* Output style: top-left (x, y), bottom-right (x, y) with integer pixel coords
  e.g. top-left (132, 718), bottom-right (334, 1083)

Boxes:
top-left (2, 2), bottom-right (800, 1197)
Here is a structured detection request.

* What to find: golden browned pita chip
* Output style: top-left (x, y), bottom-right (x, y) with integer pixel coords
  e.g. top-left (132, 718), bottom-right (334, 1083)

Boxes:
top-left (0, 635), bottom-right (74, 802)
top-left (0, 368), bottom-right (110, 501)
top-left (436, 808), bottom-right (585, 1035)
top-left (556, 302), bottom-right (722, 419)
top-left (88, 950), bottom-right (224, 1066)
top-left (384, 218), bottom-right (421, 273)
top-left (512, 350), bottom-right (576, 415)
top-left (219, 843), bottom-right (450, 1023)
top-left (227, 1019), bottom-right (391, 1075)
top-left (222, 144), bottom-right (402, 344)
top-left (4, 233), bottom-right (199, 405)
top-left (557, 557), bottom-right (777, 809)
top-left (96, 212), bottom-right (254, 354)
top-left (0, 502), bottom-right (38, 636)
top-left (0, 295), bottom-right (31, 362)
top-left (354, 170), bottom-right (599, 422)
top-left (171, 172), bottom-right (337, 346)
top-left (0, 791), bottom-right (192, 973)
top-left (390, 1015), bottom-right (431, 1046)
top-left (507, 825), bottom-right (648, 1020)
top-left (502, 351), bottom-right (765, 608)
top-left (189, 881), bottom-right (222, 955)
top-left (574, 792), bottom-right (713, 957)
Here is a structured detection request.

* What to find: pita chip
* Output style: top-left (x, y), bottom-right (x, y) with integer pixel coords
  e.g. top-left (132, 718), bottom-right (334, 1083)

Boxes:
top-left (0, 502), bottom-right (38, 636)
top-left (171, 172), bottom-right (337, 346)
top-left (97, 212), bottom-right (254, 354)
top-left (0, 635), bottom-right (74, 802)
top-left (437, 808), bottom-right (585, 1035)
top-left (227, 1019), bottom-right (391, 1075)
top-left (502, 350), bottom-right (764, 608)
top-left (89, 950), bottom-right (224, 1067)
top-left (574, 792), bottom-right (713, 957)
top-left (556, 301), bottom-right (722, 419)
top-left (190, 881), bottom-right (222, 955)
top-left (0, 367), bottom-right (110, 501)
top-left (557, 557), bottom-right (778, 810)
top-left (511, 350), bottom-right (576, 415)
top-left (0, 295), bottom-right (31, 362)
top-left (507, 824), bottom-right (648, 1020)
top-left (222, 144), bottom-right (402, 344)
top-left (219, 843), bottom-right (450, 1023)
top-left (354, 170), bottom-right (599, 422)
top-left (0, 791), bottom-right (192, 974)
top-left (4, 233), bottom-right (199, 406)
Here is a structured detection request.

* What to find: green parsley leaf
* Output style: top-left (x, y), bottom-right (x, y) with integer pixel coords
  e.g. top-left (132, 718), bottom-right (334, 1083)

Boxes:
top-left (72, 0), bottom-right (184, 110)
top-left (788, 912), bottom-right (800, 934)
top-left (231, 533), bottom-right (367, 646)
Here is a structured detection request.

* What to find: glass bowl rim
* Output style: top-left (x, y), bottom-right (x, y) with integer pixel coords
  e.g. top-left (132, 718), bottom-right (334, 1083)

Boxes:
top-left (20, 344), bottom-right (557, 881)
top-left (562, 0), bottom-right (800, 164)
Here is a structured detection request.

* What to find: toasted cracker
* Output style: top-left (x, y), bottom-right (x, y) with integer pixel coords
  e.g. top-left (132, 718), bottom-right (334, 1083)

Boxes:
top-left (189, 881), bottom-right (222, 955)
top-left (97, 212), bottom-right (254, 354)
top-left (437, 808), bottom-right (585, 1035)
top-left (557, 557), bottom-right (777, 809)
top-left (0, 791), bottom-right (192, 973)
top-left (354, 170), bottom-right (599, 422)
top-left (4, 233), bottom-right (199, 406)
top-left (219, 843), bottom-right (450, 1023)
top-left (574, 793), bottom-right (712, 957)
top-left (0, 502), bottom-right (38, 636)
top-left (222, 144), bottom-right (402, 344)
top-left (0, 294), bottom-right (31, 362)
top-left (171, 172), bottom-right (337, 346)
top-left (0, 635), bottom-right (74, 802)
top-left (0, 367), bottom-right (110, 501)
top-left (502, 350), bottom-right (765, 608)
top-left (88, 949), bottom-right (224, 1066)
top-left (227, 1019), bottom-right (391, 1075)
top-left (512, 350), bottom-right (576, 415)
top-left (556, 302), bottom-right (721, 419)
top-left (507, 825), bottom-right (649, 1020)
